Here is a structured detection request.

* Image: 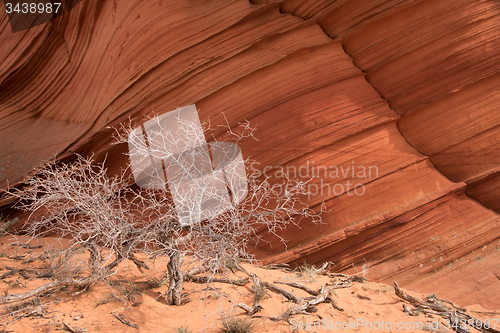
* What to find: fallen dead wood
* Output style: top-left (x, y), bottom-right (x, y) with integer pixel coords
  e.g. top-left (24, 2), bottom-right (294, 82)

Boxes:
top-left (184, 274), bottom-right (249, 286)
top-left (237, 302), bottom-right (263, 315)
top-left (63, 322), bottom-right (86, 333)
top-left (0, 278), bottom-right (94, 305)
top-left (394, 282), bottom-right (500, 333)
top-left (327, 272), bottom-right (348, 278)
top-left (307, 286), bottom-right (328, 306)
top-left (402, 304), bottom-right (419, 316)
top-left (310, 262), bottom-right (367, 283)
top-left (272, 274), bottom-right (344, 311)
top-left (235, 272), bottom-right (266, 316)
top-left (313, 261), bottom-right (333, 275)
top-left (324, 295), bottom-right (344, 312)
top-left (394, 282), bottom-right (449, 312)
top-left (237, 269), bottom-right (345, 320)
top-left (22, 254), bottom-right (48, 264)
top-left (261, 281), bottom-right (302, 303)
top-left (9, 304), bottom-right (48, 318)
top-left (327, 278), bottom-right (352, 289)
top-left (327, 274), bottom-right (368, 289)
top-left (113, 313), bottom-right (138, 329)
top-left (274, 280), bottom-right (319, 296)
top-left (437, 297), bottom-right (467, 312)
top-left (0, 298), bottom-right (49, 326)
top-left (254, 284), bottom-right (336, 322)
top-left (262, 263), bottom-right (290, 271)
top-left (0, 266), bottom-right (41, 279)
top-left (6, 255), bottom-right (25, 261)
top-left (11, 241), bottom-right (42, 250)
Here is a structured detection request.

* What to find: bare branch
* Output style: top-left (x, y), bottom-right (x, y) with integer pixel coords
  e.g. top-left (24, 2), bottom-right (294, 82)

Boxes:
top-left (6, 108), bottom-right (324, 308)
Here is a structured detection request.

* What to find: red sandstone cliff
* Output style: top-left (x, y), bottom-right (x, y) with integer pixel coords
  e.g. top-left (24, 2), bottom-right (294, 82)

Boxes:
top-left (1, 0), bottom-right (499, 309)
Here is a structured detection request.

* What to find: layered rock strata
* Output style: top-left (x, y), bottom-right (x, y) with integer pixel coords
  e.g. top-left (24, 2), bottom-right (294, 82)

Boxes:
top-left (1, 0), bottom-right (499, 308)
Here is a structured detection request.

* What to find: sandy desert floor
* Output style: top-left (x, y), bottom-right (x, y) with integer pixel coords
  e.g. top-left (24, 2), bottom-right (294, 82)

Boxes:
top-left (0, 235), bottom-right (498, 333)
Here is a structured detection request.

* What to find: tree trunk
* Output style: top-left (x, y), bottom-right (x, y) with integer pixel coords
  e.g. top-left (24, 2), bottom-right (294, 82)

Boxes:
top-left (165, 249), bottom-right (183, 306)
top-left (87, 244), bottom-right (101, 276)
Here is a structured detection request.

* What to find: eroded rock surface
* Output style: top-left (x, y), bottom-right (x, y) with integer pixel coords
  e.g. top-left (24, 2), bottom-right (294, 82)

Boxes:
top-left (1, 0), bottom-right (499, 308)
